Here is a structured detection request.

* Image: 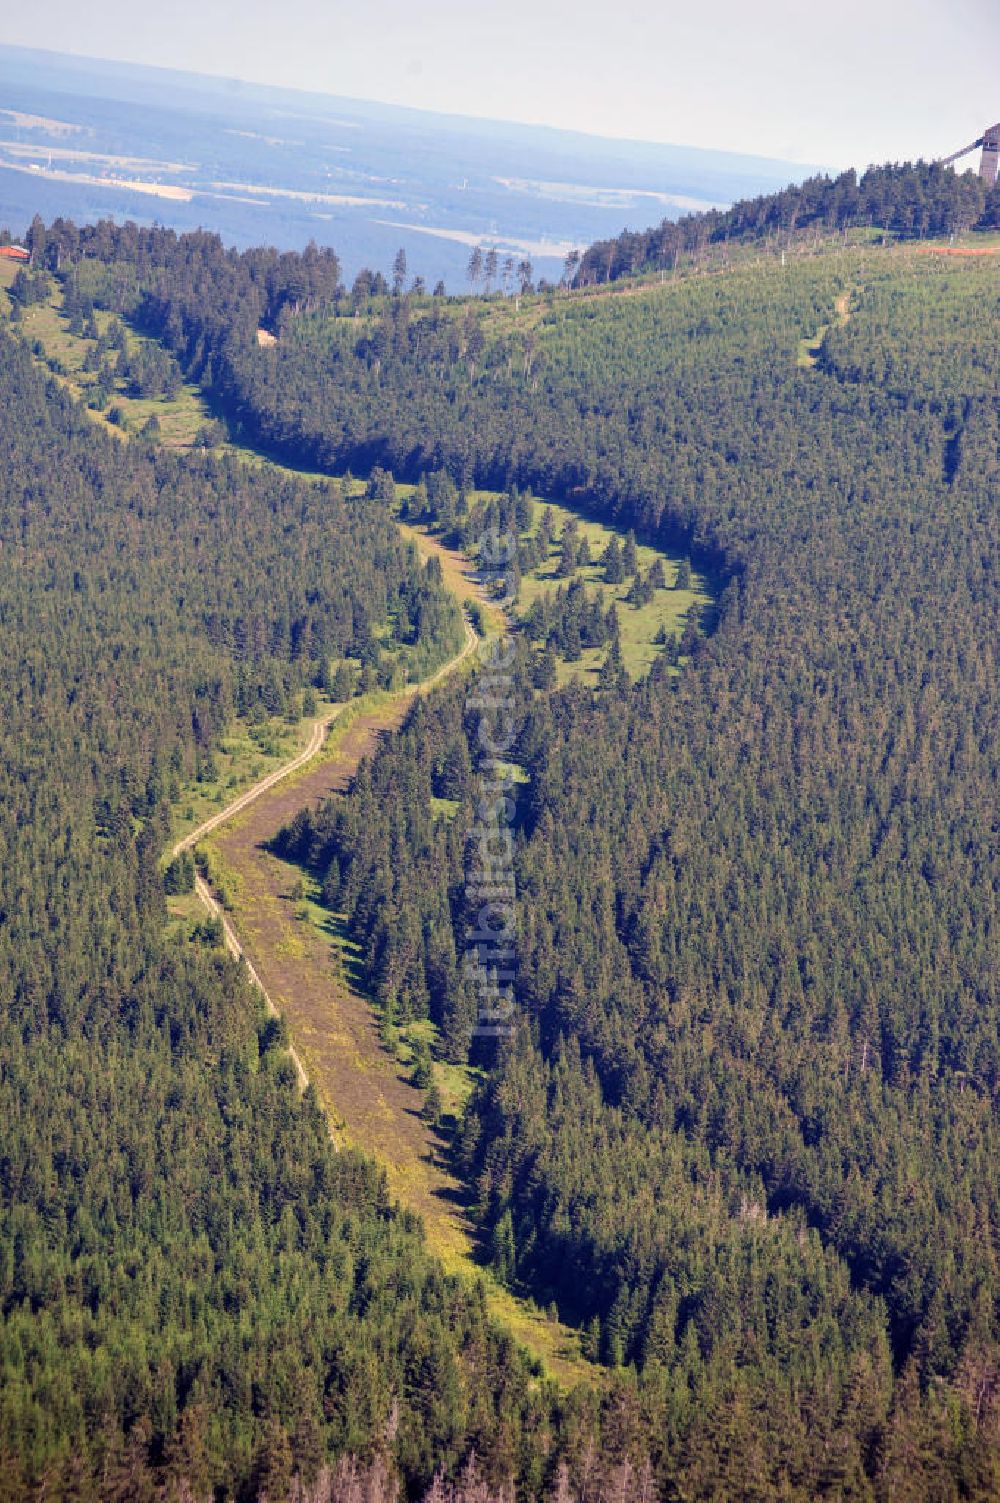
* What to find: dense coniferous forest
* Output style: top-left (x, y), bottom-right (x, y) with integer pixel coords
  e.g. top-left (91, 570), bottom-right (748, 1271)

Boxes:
top-left (574, 160), bottom-right (1000, 284)
top-left (249, 229), bottom-right (997, 1491)
top-left (0, 325), bottom-right (585, 1499)
top-left (1, 182), bottom-right (998, 1500)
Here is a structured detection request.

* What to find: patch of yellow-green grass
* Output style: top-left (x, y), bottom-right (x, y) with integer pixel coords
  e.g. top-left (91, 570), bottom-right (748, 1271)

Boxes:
top-left (393, 1018), bottom-right (479, 1120)
top-left (797, 322), bottom-right (829, 368)
top-left (193, 839), bottom-right (246, 911)
top-left (0, 258), bottom-right (27, 318)
top-left (9, 283), bottom-right (217, 447)
top-left (275, 926), bottom-right (308, 961)
top-left (200, 429), bottom-right (340, 485)
top-left (16, 296), bottom-right (92, 377)
top-left (479, 1275), bottom-right (588, 1385)
top-left (495, 759), bottom-right (529, 785)
top-left (517, 498), bottom-right (712, 680)
top-left (282, 908), bottom-right (588, 1384)
top-left (168, 701), bottom-right (338, 852)
top-left (165, 890), bottom-right (205, 923)
top-left (163, 889), bottom-right (210, 944)
top-left (798, 284), bottom-right (854, 368)
top-left (110, 383), bottom-right (212, 448)
top-left (288, 879), bottom-right (365, 985)
top-left (397, 516), bottom-right (506, 635)
top-left (432, 1055), bottom-right (478, 1122)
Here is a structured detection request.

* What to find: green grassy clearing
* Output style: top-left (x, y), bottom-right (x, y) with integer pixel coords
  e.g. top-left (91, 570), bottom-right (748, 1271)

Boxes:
top-left (798, 286), bottom-right (854, 368)
top-left (383, 1015), bottom-right (479, 1124)
top-left (166, 698), bottom-right (340, 854)
top-left (0, 256), bottom-right (20, 308)
top-left (165, 839), bottom-right (245, 942)
top-left (9, 280), bottom-right (216, 446)
top-left (516, 498), bottom-right (712, 682)
top-left (797, 322), bottom-right (830, 368)
top-left (290, 873), bottom-right (481, 1130)
top-left (162, 889), bottom-right (212, 944)
top-left (398, 493), bottom-right (713, 682)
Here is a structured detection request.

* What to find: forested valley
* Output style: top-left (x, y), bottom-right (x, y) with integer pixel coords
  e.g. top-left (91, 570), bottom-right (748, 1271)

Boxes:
top-left (0, 307), bottom-right (589, 1501)
top-left (0, 175), bottom-right (998, 1501)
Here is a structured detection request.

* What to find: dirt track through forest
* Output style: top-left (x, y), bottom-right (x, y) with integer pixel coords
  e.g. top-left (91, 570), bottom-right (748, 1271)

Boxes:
top-left (175, 529), bottom-right (591, 1386)
top-left (173, 610), bottom-right (478, 1099)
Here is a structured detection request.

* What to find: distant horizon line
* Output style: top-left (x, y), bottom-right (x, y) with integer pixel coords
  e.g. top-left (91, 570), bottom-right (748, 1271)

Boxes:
top-left (0, 40), bottom-right (831, 176)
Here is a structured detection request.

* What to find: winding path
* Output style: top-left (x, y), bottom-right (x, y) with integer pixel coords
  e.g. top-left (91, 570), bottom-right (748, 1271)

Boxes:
top-left (171, 613), bottom-right (480, 1097)
top-left (173, 717), bottom-right (331, 860)
top-left (174, 615), bottom-right (478, 862)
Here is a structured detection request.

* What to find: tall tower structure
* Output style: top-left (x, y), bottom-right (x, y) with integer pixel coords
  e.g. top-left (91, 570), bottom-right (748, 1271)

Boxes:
top-left (939, 123), bottom-right (1000, 185)
top-left (981, 123), bottom-right (1000, 185)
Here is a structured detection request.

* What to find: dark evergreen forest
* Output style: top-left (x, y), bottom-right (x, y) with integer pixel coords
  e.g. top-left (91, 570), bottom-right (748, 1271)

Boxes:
top-left (574, 159), bottom-right (1000, 284)
top-left (0, 328), bottom-right (582, 1501)
top-left (248, 233), bottom-right (999, 1494)
top-left (1, 183), bottom-right (998, 1500)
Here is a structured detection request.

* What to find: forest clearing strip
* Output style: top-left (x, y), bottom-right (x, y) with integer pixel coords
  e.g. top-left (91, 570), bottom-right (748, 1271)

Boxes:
top-left (194, 871), bottom-right (310, 1093)
top-left (207, 679), bottom-right (591, 1388)
top-left (174, 617), bottom-right (477, 1126)
top-left (176, 609), bottom-right (477, 859)
top-left (173, 714), bottom-right (331, 857)
top-left (798, 285), bottom-right (853, 368)
top-left (179, 540), bottom-right (591, 1386)
top-left (5, 270), bottom-right (612, 1381)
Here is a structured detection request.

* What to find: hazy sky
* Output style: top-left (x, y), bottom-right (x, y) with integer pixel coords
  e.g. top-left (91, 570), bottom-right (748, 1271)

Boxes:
top-left (2, 0), bottom-right (997, 169)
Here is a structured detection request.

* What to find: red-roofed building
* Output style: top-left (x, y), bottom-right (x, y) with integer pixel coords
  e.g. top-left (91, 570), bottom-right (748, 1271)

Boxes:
top-left (0, 245), bottom-right (30, 263)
